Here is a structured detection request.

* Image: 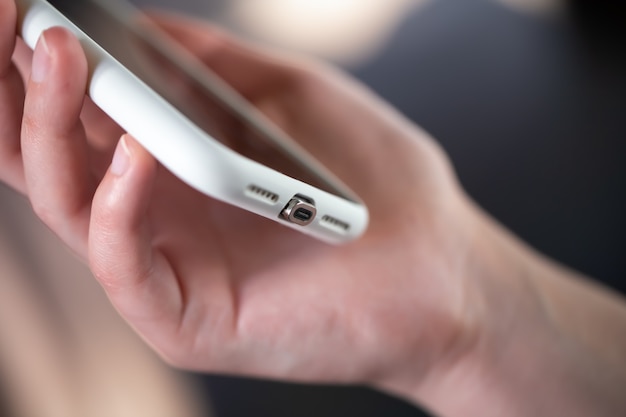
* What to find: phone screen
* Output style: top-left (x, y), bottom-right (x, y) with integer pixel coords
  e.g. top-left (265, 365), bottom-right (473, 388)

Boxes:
top-left (45, 0), bottom-right (357, 202)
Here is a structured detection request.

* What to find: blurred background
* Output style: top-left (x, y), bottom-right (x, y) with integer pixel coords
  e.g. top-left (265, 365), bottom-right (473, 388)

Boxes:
top-left (1, 0), bottom-right (625, 416)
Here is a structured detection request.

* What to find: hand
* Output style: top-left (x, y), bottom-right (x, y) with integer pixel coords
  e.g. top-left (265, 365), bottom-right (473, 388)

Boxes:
top-left (2, 2), bottom-right (479, 386)
top-left (5, 3), bottom-right (626, 416)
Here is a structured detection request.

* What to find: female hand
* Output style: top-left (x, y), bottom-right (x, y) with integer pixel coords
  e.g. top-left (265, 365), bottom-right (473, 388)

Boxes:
top-left (4, 2), bottom-right (625, 416)
top-left (2, 1), bottom-right (478, 387)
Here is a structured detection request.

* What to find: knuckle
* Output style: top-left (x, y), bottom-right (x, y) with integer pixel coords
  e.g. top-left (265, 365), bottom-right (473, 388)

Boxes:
top-left (155, 342), bottom-right (195, 370)
top-left (156, 324), bottom-right (220, 371)
top-left (30, 199), bottom-right (57, 229)
top-left (158, 349), bottom-right (185, 369)
top-left (29, 183), bottom-right (89, 237)
top-left (199, 31), bottom-right (228, 63)
top-left (287, 59), bottom-right (333, 95)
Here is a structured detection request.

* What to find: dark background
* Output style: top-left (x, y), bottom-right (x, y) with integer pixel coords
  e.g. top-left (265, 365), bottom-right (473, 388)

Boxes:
top-left (170, 0), bottom-right (626, 415)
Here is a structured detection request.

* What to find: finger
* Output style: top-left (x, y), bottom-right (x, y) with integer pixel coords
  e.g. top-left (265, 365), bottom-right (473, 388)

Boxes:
top-left (0, 0), bottom-right (26, 191)
top-left (21, 27), bottom-right (95, 255)
top-left (146, 11), bottom-right (302, 97)
top-left (89, 135), bottom-right (182, 340)
top-left (12, 37), bottom-right (122, 162)
top-left (14, 35), bottom-right (123, 178)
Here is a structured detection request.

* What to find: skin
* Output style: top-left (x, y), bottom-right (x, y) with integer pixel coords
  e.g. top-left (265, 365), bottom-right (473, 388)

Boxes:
top-left (1, 2), bottom-right (625, 415)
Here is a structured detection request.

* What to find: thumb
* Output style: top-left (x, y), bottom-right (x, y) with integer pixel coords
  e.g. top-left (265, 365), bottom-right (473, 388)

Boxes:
top-left (88, 134), bottom-right (183, 337)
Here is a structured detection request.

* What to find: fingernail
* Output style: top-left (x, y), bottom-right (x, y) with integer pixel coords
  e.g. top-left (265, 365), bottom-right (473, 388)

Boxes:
top-left (31, 33), bottom-right (51, 83)
top-left (111, 135), bottom-right (131, 176)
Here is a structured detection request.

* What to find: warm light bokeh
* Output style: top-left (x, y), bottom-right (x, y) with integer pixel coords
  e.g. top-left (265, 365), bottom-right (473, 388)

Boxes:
top-left (228, 0), bottom-right (427, 64)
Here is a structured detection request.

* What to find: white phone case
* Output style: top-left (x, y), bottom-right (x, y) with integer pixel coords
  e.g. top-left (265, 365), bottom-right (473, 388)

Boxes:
top-left (15, 0), bottom-right (369, 244)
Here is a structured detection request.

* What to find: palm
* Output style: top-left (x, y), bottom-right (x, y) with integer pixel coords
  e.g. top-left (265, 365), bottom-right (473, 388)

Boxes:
top-left (122, 60), bottom-right (463, 382)
top-left (144, 172), bottom-right (416, 381)
top-left (1, 10), bottom-right (471, 386)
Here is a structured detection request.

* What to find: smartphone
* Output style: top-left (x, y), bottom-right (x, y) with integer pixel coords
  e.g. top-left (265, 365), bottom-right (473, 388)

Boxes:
top-left (15, 0), bottom-right (369, 244)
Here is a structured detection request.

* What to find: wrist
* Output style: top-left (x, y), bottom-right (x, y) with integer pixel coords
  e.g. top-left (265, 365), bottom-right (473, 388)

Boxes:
top-left (409, 208), bottom-right (557, 416)
top-left (368, 197), bottom-right (511, 411)
top-left (377, 202), bottom-right (626, 416)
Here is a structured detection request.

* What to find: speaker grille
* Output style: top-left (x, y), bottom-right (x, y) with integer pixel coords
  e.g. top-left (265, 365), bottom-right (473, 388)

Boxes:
top-left (245, 185), bottom-right (279, 204)
top-left (320, 215), bottom-right (350, 233)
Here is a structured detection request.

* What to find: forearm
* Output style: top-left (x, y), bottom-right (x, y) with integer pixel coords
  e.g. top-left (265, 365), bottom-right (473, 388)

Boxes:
top-left (383, 203), bottom-right (626, 416)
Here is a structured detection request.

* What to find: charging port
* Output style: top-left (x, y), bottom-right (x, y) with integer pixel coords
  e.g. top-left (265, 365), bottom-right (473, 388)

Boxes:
top-left (293, 207), bottom-right (314, 222)
top-left (279, 195), bottom-right (317, 226)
